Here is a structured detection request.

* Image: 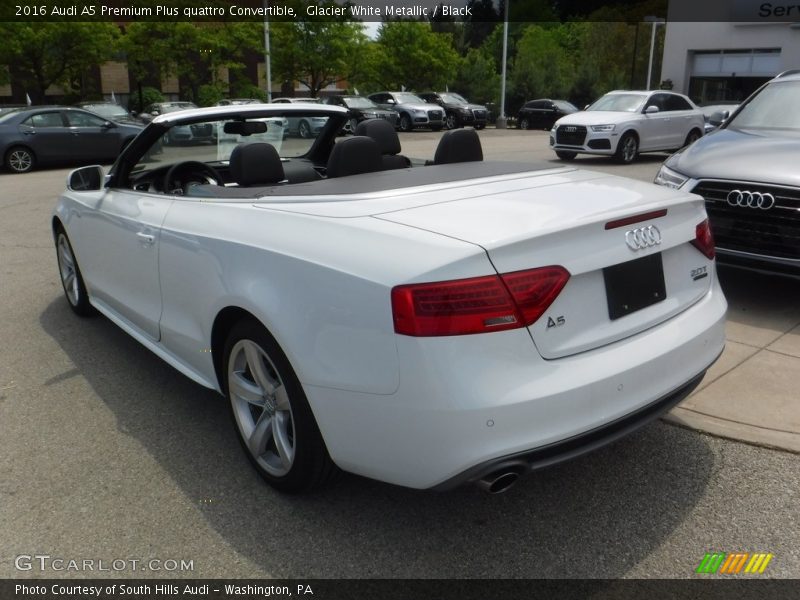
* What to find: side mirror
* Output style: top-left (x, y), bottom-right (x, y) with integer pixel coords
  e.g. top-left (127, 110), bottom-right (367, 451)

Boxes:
top-left (67, 165), bottom-right (104, 192)
top-left (584, 104), bottom-right (590, 110)
top-left (708, 110), bottom-right (730, 126)
top-left (386, 99), bottom-right (395, 105)
top-left (103, 121), bottom-right (115, 129)
top-left (130, 110), bottom-right (138, 117)
top-left (645, 105), bottom-right (660, 114)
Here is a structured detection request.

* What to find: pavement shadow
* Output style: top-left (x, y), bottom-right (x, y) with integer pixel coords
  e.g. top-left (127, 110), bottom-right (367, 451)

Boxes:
top-left (40, 298), bottom-right (714, 578)
top-left (718, 267), bottom-right (800, 334)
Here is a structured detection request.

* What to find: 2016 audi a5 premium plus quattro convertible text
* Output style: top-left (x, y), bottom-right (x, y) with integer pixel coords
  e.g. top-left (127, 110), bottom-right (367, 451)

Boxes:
top-left (53, 105), bottom-right (726, 493)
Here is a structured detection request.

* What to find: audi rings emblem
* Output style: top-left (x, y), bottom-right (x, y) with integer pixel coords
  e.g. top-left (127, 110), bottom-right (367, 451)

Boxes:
top-left (726, 189), bottom-right (775, 210)
top-left (625, 225), bottom-right (662, 251)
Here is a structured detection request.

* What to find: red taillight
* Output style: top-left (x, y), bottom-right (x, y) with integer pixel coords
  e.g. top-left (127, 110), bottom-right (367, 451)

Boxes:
top-left (391, 266), bottom-right (570, 337)
top-left (691, 219), bottom-right (715, 259)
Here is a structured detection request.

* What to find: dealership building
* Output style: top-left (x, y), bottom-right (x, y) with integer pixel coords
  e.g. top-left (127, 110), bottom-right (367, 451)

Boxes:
top-left (661, 1), bottom-right (800, 103)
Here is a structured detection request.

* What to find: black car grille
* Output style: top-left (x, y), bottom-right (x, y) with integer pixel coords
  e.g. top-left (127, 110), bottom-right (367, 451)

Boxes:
top-left (472, 109), bottom-right (487, 120)
top-left (428, 110), bottom-right (443, 120)
top-left (191, 124), bottom-right (212, 137)
top-left (691, 180), bottom-right (800, 259)
top-left (555, 125), bottom-right (587, 146)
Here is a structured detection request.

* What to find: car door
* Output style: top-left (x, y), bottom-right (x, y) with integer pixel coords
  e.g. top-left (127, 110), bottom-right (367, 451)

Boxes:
top-left (639, 93), bottom-right (673, 151)
top-left (64, 109), bottom-right (120, 161)
top-left (664, 94), bottom-right (696, 148)
top-left (75, 187), bottom-right (173, 341)
top-left (18, 111), bottom-right (72, 161)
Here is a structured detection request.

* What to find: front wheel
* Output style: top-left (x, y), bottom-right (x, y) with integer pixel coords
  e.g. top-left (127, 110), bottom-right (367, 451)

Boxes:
top-left (6, 146), bottom-right (35, 173)
top-left (475, 123), bottom-right (486, 130)
top-left (398, 113), bottom-right (412, 132)
top-left (615, 132), bottom-right (639, 164)
top-left (519, 117), bottom-right (530, 130)
top-left (445, 113), bottom-right (458, 130)
top-left (298, 120), bottom-right (312, 139)
top-left (55, 229), bottom-right (97, 317)
top-left (555, 150), bottom-right (577, 161)
top-left (224, 319), bottom-right (337, 493)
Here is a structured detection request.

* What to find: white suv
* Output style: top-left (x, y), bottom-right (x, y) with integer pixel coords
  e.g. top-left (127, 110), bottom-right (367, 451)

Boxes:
top-left (550, 90), bottom-right (705, 164)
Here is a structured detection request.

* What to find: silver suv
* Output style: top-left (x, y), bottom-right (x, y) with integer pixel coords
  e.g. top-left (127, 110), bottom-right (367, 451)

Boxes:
top-left (368, 91), bottom-right (444, 132)
top-left (654, 70), bottom-right (800, 278)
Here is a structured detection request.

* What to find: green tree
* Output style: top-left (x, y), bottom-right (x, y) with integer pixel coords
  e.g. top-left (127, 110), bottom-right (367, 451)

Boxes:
top-left (0, 22), bottom-right (119, 103)
top-left (373, 22), bottom-right (460, 91)
top-left (509, 25), bottom-right (574, 109)
top-left (453, 48), bottom-right (500, 106)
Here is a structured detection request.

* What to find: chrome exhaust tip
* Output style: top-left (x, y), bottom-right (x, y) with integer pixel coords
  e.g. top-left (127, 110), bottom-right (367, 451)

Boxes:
top-left (477, 470), bottom-right (520, 494)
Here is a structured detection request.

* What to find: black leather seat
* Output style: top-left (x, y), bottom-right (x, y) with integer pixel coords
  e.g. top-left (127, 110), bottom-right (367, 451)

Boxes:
top-left (326, 136), bottom-right (384, 178)
top-left (229, 142), bottom-right (286, 186)
top-left (433, 128), bottom-right (484, 164)
top-left (354, 119), bottom-right (410, 170)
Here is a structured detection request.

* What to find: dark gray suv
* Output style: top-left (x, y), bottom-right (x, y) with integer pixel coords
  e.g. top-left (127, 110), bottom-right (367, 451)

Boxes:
top-left (654, 70), bottom-right (800, 278)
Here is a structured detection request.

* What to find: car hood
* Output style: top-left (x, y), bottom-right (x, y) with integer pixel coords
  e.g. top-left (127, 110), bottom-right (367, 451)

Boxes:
top-left (396, 103), bottom-right (440, 112)
top-left (555, 111), bottom-right (638, 126)
top-left (668, 127), bottom-right (800, 187)
top-left (466, 103), bottom-right (487, 111)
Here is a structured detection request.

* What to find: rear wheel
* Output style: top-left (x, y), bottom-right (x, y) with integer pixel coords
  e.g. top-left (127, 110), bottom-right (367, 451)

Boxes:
top-left (224, 319), bottom-right (337, 493)
top-left (555, 150), bottom-right (577, 161)
top-left (298, 120), bottom-right (312, 139)
top-left (615, 132), bottom-right (639, 164)
top-left (683, 128), bottom-right (701, 148)
top-left (398, 113), bottom-right (412, 132)
top-left (6, 146), bottom-right (35, 173)
top-left (55, 228), bottom-right (97, 317)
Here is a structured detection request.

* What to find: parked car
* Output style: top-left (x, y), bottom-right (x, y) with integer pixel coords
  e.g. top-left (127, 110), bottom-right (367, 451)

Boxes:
top-left (270, 97), bottom-right (325, 138)
top-left (368, 91), bottom-right (445, 132)
top-left (75, 101), bottom-right (140, 126)
top-left (216, 98), bottom-right (263, 106)
top-left (0, 106), bottom-right (143, 173)
top-left (139, 102), bottom-right (216, 145)
top-left (418, 91), bottom-right (488, 130)
top-left (654, 70), bottom-right (800, 278)
top-left (550, 90), bottom-right (705, 164)
top-left (699, 102), bottom-right (739, 134)
top-left (52, 103), bottom-right (726, 493)
top-left (517, 99), bottom-right (579, 130)
top-left (321, 95), bottom-right (398, 133)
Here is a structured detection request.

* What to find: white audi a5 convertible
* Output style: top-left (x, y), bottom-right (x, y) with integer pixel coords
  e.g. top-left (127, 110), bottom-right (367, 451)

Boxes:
top-left (53, 104), bottom-right (726, 493)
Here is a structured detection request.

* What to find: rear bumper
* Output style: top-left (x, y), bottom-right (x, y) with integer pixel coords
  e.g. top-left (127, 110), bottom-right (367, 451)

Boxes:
top-left (305, 276), bottom-right (727, 490)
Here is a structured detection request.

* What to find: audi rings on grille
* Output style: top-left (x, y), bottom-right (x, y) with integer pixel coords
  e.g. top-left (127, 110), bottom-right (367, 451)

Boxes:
top-left (625, 225), bottom-right (662, 251)
top-left (726, 189), bottom-right (775, 210)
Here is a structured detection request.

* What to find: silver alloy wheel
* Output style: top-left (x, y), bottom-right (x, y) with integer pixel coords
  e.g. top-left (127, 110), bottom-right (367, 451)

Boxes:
top-left (56, 233), bottom-right (79, 306)
top-left (298, 120), bottom-right (311, 139)
top-left (621, 135), bottom-right (638, 163)
top-left (228, 339), bottom-right (296, 477)
top-left (520, 118), bottom-right (530, 130)
top-left (8, 148), bottom-right (33, 173)
top-left (445, 114), bottom-right (457, 129)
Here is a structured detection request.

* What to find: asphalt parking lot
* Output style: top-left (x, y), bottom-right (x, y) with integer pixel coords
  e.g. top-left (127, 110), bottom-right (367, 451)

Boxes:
top-left (1, 129), bottom-right (799, 579)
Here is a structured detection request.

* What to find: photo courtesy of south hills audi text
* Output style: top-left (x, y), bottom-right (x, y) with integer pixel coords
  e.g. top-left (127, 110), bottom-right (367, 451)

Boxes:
top-left (14, 583), bottom-right (316, 597)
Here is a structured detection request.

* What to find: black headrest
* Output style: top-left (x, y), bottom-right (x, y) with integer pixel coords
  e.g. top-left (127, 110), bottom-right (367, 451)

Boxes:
top-left (326, 136), bottom-right (384, 178)
top-left (433, 129), bottom-right (484, 165)
top-left (354, 119), bottom-right (402, 155)
top-left (229, 142), bottom-right (285, 186)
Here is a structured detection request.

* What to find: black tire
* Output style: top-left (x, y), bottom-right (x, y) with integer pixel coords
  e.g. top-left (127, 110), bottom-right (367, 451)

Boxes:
top-left (519, 117), bottom-right (530, 130)
top-left (555, 150), bottom-right (577, 161)
top-left (445, 113), bottom-right (458, 130)
top-left (683, 128), bottom-right (702, 148)
top-left (223, 318), bottom-right (338, 493)
top-left (475, 123), bottom-right (486, 130)
top-left (5, 146), bottom-right (35, 173)
top-left (615, 131), bottom-right (639, 164)
top-left (55, 227), bottom-right (97, 317)
top-left (398, 113), bottom-right (412, 133)
top-left (298, 120), bottom-right (312, 139)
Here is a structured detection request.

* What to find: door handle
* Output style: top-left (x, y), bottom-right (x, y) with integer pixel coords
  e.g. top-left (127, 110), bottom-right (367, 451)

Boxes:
top-left (136, 232), bottom-right (155, 246)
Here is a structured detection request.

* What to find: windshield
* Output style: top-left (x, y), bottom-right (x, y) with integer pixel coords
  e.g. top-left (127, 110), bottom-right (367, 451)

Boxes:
top-left (554, 100), bottom-right (578, 112)
top-left (0, 108), bottom-right (23, 122)
top-left (161, 103), bottom-right (197, 113)
top-left (440, 93), bottom-right (468, 104)
top-left (394, 93), bottom-right (425, 104)
top-left (728, 81), bottom-right (800, 131)
top-left (131, 114), bottom-right (328, 176)
top-left (588, 93), bottom-right (646, 112)
top-left (343, 97), bottom-right (377, 109)
top-left (84, 104), bottom-right (129, 119)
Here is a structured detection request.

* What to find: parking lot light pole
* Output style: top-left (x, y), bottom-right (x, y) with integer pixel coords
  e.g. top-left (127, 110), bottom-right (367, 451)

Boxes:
top-left (264, 0), bottom-right (272, 102)
top-left (644, 16), bottom-right (666, 90)
top-left (497, 0), bottom-right (509, 129)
